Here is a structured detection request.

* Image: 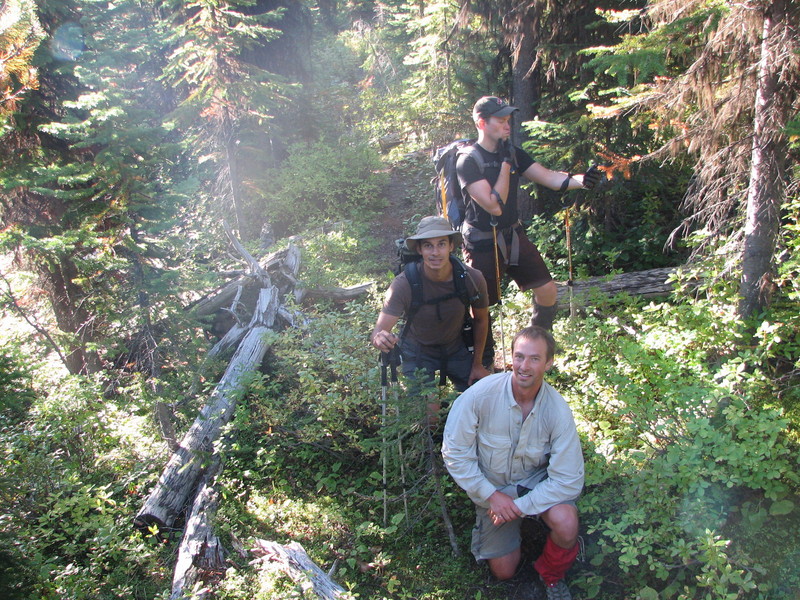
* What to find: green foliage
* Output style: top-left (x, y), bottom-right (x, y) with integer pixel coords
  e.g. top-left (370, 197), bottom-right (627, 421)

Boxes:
top-left (0, 0), bottom-right (196, 373)
top-left (525, 176), bottom-right (688, 278)
top-left (265, 136), bottom-right (388, 236)
top-left (295, 223), bottom-right (385, 288)
top-left (549, 287), bottom-right (799, 599)
top-left (0, 0), bottom-right (45, 135)
top-left (0, 372), bottom-right (170, 599)
top-left (520, 115), bottom-right (691, 278)
top-left (0, 345), bottom-right (35, 424)
top-left (1, 1), bottom-right (798, 599)
top-left (583, 4), bottom-right (728, 93)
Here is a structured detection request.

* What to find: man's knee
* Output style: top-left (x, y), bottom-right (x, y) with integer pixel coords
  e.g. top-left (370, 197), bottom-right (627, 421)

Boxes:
top-left (541, 504), bottom-right (579, 544)
top-left (487, 548), bottom-right (521, 580)
top-left (532, 280), bottom-right (558, 306)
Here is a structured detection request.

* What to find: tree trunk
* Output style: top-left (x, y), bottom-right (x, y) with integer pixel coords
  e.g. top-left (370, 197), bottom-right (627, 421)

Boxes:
top-left (510, 9), bottom-right (540, 220)
top-left (134, 288), bottom-right (279, 531)
top-left (555, 267), bottom-right (680, 304)
top-left (40, 258), bottom-right (102, 374)
top-left (738, 0), bottom-right (788, 320)
top-left (250, 540), bottom-right (347, 600)
top-left (170, 460), bottom-right (226, 600)
top-left (510, 12), bottom-right (537, 130)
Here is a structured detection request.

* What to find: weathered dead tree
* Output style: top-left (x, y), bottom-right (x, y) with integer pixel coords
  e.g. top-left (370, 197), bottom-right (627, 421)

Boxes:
top-left (171, 460), bottom-right (226, 600)
top-left (250, 540), bottom-right (349, 600)
top-left (555, 267), bottom-right (681, 304)
top-left (191, 246), bottom-right (297, 319)
top-left (137, 235), bottom-right (371, 599)
top-left (135, 289), bottom-right (279, 531)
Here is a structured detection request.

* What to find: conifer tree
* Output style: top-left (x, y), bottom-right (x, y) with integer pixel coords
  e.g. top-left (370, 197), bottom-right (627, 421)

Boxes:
top-left (0, 0), bottom-right (45, 130)
top-left (160, 0), bottom-right (298, 241)
top-left (584, 0), bottom-right (800, 319)
top-left (1, 0), bottom-right (188, 373)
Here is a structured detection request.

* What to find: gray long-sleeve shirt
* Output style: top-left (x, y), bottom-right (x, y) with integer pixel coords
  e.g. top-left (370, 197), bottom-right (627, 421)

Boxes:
top-left (442, 372), bottom-right (584, 516)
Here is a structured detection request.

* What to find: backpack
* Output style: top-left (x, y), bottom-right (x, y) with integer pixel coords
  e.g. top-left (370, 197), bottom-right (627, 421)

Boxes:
top-left (399, 256), bottom-right (478, 352)
top-left (433, 139), bottom-right (495, 230)
top-left (392, 237), bottom-right (419, 275)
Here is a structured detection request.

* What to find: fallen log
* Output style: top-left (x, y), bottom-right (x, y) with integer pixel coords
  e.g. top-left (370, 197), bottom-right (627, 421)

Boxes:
top-left (296, 282), bottom-right (374, 303)
top-left (190, 245), bottom-right (299, 318)
top-left (141, 234), bottom-right (372, 597)
top-left (555, 267), bottom-right (679, 304)
top-left (170, 460), bottom-right (226, 600)
top-left (135, 288), bottom-right (278, 532)
top-left (250, 540), bottom-right (348, 600)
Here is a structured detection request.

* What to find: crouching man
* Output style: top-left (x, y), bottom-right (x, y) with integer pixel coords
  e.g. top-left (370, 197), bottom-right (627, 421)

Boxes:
top-left (442, 326), bottom-right (584, 600)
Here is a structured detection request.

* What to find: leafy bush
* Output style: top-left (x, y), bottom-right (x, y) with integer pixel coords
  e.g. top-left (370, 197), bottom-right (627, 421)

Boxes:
top-left (265, 136), bottom-right (389, 236)
top-left (294, 223), bottom-right (386, 288)
top-left (0, 373), bottom-right (170, 599)
top-left (551, 294), bottom-right (799, 600)
top-left (0, 346), bottom-right (35, 425)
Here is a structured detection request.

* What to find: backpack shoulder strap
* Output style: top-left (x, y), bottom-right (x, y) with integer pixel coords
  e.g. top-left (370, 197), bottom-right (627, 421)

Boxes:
top-left (399, 260), bottom-right (424, 340)
top-left (405, 260), bottom-right (424, 313)
top-left (457, 144), bottom-right (486, 175)
top-left (450, 257), bottom-right (480, 306)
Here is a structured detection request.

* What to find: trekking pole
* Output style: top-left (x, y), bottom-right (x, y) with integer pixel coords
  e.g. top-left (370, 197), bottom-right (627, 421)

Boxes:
top-left (396, 425), bottom-right (410, 527)
top-left (379, 351), bottom-right (389, 527)
top-left (490, 215), bottom-right (507, 369)
top-left (388, 349), bottom-right (410, 527)
top-left (565, 205), bottom-right (576, 319)
top-left (380, 347), bottom-right (408, 528)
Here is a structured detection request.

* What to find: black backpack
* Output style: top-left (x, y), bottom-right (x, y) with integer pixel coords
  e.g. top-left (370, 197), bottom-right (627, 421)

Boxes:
top-left (433, 139), bottom-right (495, 230)
top-left (392, 237), bottom-right (419, 275)
top-left (399, 256), bottom-right (478, 352)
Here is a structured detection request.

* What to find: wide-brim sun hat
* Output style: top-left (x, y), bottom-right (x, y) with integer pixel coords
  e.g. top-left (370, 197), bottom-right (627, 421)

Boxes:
top-left (405, 216), bottom-right (462, 254)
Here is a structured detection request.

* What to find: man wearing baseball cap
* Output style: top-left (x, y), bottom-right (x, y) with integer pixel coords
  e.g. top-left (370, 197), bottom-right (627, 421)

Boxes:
top-left (371, 216), bottom-right (492, 419)
top-left (458, 96), bottom-right (602, 356)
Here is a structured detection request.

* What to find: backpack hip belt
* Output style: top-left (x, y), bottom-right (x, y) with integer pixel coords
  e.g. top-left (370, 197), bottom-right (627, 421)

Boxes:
top-left (462, 222), bottom-right (522, 266)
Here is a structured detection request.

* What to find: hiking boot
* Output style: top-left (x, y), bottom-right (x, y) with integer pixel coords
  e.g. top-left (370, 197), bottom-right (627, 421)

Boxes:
top-left (542, 580), bottom-right (571, 600)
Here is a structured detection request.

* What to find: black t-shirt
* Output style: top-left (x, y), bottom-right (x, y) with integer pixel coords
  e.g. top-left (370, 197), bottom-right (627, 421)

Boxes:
top-left (456, 144), bottom-right (536, 230)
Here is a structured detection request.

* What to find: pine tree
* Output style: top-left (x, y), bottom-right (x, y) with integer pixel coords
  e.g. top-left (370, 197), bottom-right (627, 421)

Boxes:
top-left (584, 0), bottom-right (800, 319)
top-left (0, 0), bottom-right (45, 130)
top-left (159, 0), bottom-right (298, 241)
top-left (1, 0), bottom-right (189, 373)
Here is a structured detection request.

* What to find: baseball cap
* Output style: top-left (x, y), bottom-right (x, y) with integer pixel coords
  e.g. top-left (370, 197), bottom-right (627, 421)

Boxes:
top-left (473, 96), bottom-right (518, 120)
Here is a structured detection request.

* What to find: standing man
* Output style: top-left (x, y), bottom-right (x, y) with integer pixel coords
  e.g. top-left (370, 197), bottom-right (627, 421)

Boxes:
top-left (457, 96), bottom-right (602, 346)
top-left (442, 326), bottom-right (584, 600)
top-left (371, 216), bottom-right (492, 419)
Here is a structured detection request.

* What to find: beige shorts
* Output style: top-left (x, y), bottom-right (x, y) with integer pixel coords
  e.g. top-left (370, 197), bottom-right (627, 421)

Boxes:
top-left (470, 483), bottom-right (577, 561)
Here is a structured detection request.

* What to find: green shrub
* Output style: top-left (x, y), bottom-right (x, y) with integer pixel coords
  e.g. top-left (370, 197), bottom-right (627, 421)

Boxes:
top-left (0, 346), bottom-right (35, 425)
top-left (554, 297), bottom-right (799, 600)
top-left (265, 136), bottom-right (389, 236)
top-left (0, 373), bottom-right (169, 599)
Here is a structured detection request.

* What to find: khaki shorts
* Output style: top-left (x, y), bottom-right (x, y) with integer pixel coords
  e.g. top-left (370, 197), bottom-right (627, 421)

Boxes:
top-left (470, 483), bottom-right (577, 561)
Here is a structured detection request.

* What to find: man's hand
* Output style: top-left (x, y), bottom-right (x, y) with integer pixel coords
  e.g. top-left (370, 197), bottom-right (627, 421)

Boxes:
top-left (468, 363), bottom-right (492, 387)
top-left (371, 329), bottom-right (398, 352)
top-left (487, 490), bottom-right (524, 526)
top-left (498, 139), bottom-right (515, 165)
top-left (582, 164), bottom-right (604, 190)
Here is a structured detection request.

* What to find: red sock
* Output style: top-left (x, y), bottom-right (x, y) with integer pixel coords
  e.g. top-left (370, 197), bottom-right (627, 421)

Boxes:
top-left (533, 536), bottom-right (579, 586)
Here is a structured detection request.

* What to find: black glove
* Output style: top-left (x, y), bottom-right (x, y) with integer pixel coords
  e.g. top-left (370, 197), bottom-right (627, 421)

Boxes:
top-left (582, 164), bottom-right (603, 190)
top-left (498, 139), bottom-right (515, 165)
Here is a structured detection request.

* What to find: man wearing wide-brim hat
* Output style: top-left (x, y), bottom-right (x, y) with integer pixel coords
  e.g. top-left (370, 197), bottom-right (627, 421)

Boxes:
top-left (371, 216), bottom-right (491, 419)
